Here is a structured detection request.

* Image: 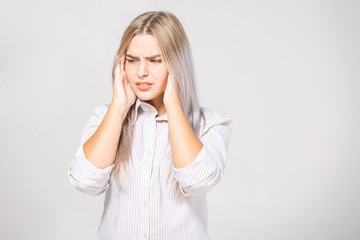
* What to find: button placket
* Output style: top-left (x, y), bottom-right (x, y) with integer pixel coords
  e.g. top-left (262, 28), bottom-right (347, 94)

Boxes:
top-left (142, 118), bottom-right (156, 240)
top-left (146, 119), bottom-right (157, 239)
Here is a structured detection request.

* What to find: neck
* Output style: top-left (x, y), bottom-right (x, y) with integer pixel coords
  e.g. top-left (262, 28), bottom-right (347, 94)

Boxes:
top-left (145, 93), bottom-right (166, 117)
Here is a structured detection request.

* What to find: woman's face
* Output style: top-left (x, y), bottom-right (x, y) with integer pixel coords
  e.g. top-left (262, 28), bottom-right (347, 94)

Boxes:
top-left (125, 34), bottom-right (169, 105)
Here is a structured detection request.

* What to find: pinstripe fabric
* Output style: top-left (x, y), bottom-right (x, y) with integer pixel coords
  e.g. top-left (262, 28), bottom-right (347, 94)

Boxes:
top-left (68, 98), bottom-right (232, 240)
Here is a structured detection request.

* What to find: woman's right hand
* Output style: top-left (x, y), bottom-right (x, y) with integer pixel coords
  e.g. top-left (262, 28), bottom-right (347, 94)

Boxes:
top-left (112, 55), bottom-right (137, 109)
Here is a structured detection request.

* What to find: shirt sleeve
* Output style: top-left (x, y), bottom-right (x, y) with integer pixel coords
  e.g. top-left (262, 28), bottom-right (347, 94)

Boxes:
top-left (67, 104), bottom-right (115, 196)
top-left (171, 109), bottom-right (233, 197)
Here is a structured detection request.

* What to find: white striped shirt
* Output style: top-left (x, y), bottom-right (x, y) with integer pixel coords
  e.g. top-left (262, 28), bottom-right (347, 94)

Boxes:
top-left (68, 98), bottom-right (232, 240)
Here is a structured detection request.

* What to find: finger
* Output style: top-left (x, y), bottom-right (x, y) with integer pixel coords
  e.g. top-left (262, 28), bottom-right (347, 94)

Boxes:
top-left (168, 73), bottom-right (173, 81)
top-left (116, 54), bottom-right (121, 63)
top-left (167, 74), bottom-right (173, 87)
top-left (116, 73), bottom-right (126, 95)
top-left (121, 55), bottom-right (125, 72)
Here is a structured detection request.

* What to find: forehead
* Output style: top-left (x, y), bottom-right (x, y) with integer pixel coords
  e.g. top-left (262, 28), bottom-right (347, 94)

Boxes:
top-left (127, 34), bottom-right (161, 56)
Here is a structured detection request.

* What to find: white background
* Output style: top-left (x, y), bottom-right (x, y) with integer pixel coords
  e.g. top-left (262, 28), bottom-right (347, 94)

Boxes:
top-left (1, 0), bottom-right (359, 239)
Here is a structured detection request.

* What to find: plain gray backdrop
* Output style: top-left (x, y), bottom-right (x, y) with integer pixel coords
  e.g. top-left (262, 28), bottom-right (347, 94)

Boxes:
top-left (1, 0), bottom-right (359, 239)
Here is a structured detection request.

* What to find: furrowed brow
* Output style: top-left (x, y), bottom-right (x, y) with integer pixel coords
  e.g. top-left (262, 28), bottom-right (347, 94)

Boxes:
top-left (125, 54), bottom-right (138, 59)
top-left (145, 54), bottom-right (161, 60)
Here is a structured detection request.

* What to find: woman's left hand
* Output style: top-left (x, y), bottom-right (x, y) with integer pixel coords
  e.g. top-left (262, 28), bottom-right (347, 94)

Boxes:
top-left (163, 74), bottom-right (180, 107)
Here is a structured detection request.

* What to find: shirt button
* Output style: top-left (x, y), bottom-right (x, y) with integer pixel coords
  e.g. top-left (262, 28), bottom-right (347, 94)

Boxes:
top-left (146, 151), bottom-right (152, 157)
top-left (143, 201), bottom-right (147, 207)
top-left (143, 233), bottom-right (147, 238)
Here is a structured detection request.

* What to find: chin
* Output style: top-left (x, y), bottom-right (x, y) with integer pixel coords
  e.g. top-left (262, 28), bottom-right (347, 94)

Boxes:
top-left (136, 91), bottom-right (164, 103)
top-left (135, 92), bottom-right (156, 101)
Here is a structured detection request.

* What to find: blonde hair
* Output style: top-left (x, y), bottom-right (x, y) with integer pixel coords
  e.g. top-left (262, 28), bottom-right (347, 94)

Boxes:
top-left (111, 11), bottom-right (203, 190)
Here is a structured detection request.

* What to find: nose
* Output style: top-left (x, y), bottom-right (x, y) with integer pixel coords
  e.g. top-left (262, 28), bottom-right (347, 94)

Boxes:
top-left (137, 60), bottom-right (149, 78)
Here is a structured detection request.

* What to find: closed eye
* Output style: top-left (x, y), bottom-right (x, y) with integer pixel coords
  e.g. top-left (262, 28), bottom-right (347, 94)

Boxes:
top-left (125, 58), bottom-right (161, 63)
top-left (150, 59), bottom-right (162, 63)
top-left (126, 58), bottom-right (135, 63)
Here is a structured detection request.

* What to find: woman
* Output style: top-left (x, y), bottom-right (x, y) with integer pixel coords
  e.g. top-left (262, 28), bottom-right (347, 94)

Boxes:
top-left (68, 11), bottom-right (232, 240)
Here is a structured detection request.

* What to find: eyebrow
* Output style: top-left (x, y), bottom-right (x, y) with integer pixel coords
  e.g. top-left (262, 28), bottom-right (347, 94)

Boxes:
top-left (126, 54), bottom-right (161, 60)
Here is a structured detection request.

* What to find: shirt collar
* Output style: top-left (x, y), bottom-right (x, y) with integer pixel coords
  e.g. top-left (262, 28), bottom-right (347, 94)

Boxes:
top-left (132, 98), bottom-right (168, 126)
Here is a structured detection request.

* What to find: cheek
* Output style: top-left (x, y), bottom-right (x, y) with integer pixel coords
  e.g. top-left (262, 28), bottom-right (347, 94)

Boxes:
top-left (125, 71), bottom-right (130, 81)
top-left (152, 68), bottom-right (168, 88)
top-left (125, 65), bottom-right (136, 80)
top-left (162, 73), bottom-right (169, 89)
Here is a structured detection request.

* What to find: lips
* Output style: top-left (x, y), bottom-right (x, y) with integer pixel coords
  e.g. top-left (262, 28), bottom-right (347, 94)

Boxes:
top-left (136, 82), bottom-right (153, 91)
top-left (136, 81), bottom-right (153, 86)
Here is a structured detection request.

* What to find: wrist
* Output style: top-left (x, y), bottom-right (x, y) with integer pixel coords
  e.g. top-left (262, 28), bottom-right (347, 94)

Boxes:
top-left (110, 100), bottom-right (131, 119)
top-left (111, 97), bottom-right (133, 108)
top-left (164, 94), bottom-right (181, 110)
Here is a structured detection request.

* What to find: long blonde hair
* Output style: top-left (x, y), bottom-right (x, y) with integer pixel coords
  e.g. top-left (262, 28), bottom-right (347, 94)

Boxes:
top-left (111, 11), bottom-right (203, 189)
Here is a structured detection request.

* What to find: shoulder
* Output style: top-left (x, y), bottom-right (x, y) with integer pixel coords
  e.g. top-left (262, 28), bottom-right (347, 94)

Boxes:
top-left (199, 107), bottom-right (232, 137)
